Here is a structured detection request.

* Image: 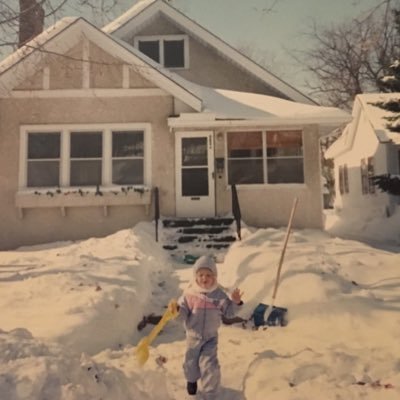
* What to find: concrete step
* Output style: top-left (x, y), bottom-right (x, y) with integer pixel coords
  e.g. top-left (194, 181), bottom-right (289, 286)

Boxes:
top-left (160, 217), bottom-right (238, 262)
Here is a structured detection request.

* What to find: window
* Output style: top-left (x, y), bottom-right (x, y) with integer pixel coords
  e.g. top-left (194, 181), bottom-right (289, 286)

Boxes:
top-left (112, 131), bottom-right (144, 185)
top-left (70, 131), bottom-right (102, 186)
top-left (227, 130), bottom-right (304, 185)
top-left (338, 164), bottom-right (349, 195)
top-left (367, 157), bottom-right (375, 194)
top-left (20, 124), bottom-right (151, 189)
top-left (27, 132), bottom-right (60, 187)
top-left (361, 157), bottom-right (375, 195)
top-left (135, 35), bottom-right (188, 69)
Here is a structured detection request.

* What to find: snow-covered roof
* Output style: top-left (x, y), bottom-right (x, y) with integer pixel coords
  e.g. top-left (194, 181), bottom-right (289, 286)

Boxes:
top-left (102, 0), bottom-right (157, 33)
top-left (324, 125), bottom-right (351, 159)
top-left (325, 92), bottom-right (400, 159)
top-left (102, 0), bottom-right (316, 105)
top-left (357, 92), bottom-right (400, 144)
top-left (168, 82), bottom-right (351, 130)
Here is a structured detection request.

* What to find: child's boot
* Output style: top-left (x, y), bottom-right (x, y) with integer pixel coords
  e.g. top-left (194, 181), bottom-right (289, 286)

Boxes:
top-left (186, 381), bottom-right (197, 395)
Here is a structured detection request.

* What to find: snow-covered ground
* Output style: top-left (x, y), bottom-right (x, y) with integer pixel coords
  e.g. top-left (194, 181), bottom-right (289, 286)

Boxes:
top-left (0, 218), bottom-right (399, 400)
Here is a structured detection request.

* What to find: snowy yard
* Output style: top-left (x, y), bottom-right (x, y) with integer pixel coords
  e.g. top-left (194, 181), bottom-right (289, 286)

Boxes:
top-left (0, 221), bottom-right (399, 400)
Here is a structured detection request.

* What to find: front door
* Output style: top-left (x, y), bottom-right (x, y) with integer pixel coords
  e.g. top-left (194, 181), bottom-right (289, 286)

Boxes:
top-left (175, 131), bottom-right (215, 217)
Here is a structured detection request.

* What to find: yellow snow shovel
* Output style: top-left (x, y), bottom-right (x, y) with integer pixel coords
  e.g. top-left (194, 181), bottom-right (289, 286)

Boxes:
top-left (135, 299), bottom-right (179, 366)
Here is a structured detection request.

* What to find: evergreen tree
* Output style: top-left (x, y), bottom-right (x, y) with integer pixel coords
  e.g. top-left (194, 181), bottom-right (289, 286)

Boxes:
top-left (370, 8), bottom-right (400, 195)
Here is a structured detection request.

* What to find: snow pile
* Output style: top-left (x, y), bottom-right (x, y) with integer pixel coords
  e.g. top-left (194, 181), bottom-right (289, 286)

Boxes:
top-left (325, 206), bottom-right (400, 245)
top-left (0, 223), bottom-right (174, 355)
top-left (0, 221), bottom-right (399, 399)
top-left (0, 328), bottom-right (144, 400)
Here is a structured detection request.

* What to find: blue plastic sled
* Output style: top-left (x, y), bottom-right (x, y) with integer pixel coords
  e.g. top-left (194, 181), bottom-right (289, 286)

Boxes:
top-left (251, 303), bottom-right (288, 327)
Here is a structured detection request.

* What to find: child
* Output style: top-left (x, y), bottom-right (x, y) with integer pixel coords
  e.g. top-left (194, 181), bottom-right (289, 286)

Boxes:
top-left (175, 255), bottom-right (243, 399)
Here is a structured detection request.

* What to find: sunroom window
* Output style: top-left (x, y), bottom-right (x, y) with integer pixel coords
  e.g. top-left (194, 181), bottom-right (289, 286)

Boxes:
top-left (266, 131), bottom-right (304, 183)
top-left (227, 130), bottom-right (304, 185)
top-left (135, 35), bottom-right (188, 69)
top-left (21, 124), bottom-right (151, 189)
top-left (227, 131), bottom-right (263, 184)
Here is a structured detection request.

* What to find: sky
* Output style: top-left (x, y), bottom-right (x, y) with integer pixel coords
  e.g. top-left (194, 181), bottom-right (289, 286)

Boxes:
top-left (108, 0), bottom-right (384, 93)
top-left (0, 208), bottom-right (399, 400)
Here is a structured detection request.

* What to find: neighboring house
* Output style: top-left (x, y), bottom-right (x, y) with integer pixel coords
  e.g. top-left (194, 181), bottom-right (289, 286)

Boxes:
top-left (0, 0), bottom-right (350, 250)
top-left (325, 93), bottom-right (400, 218)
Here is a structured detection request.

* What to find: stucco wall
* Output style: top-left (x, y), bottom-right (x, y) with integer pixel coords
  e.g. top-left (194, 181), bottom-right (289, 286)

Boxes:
top-left (129, 14), bottom-right (288, 97)
top-left (0, 37), bottom-right (180, 250)
top-left (0, 95), bottom-right (177, 250)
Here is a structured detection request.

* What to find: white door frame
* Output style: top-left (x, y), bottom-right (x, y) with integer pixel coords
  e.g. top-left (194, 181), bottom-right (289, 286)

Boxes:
top-left (175, 131), bottom-right (215, 217)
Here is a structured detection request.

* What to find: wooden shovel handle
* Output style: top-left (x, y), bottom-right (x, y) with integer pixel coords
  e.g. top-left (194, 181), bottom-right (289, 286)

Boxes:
top-left (271, 197), bottom-right (298, 303)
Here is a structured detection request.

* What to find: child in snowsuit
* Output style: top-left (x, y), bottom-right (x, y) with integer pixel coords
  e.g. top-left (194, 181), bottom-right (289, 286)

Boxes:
top-left (176, 255), bottom-right (243, 399)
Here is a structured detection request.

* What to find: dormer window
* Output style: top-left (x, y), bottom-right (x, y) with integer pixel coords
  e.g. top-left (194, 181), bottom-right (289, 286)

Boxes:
top-left (134, 35), bottom-right (188, 69)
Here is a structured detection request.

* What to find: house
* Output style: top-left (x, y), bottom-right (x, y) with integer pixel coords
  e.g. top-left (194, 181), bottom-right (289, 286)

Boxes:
top-left (0, 0), bottom-right (350, 250)
top-left (325, 93), bottom-right (400, 220)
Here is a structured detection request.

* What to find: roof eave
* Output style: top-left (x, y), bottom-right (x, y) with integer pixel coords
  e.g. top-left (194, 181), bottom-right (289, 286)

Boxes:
top-left (168, 115), bottom-right (351, 131)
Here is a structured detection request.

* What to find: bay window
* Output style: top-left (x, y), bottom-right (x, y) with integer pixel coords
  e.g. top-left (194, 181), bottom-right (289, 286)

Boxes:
top-left (227, 130), bottom-right (304, 185)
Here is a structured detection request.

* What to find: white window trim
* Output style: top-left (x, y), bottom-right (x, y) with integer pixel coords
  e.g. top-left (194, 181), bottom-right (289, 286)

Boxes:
top-left (134, 34), bottom-right (189, 69)
top-left (17, 123), bottom-right (153, 216)
top-left (19, 123), bottom-right (152, 190)
top-left (224, 129), bottom-right (305, 186)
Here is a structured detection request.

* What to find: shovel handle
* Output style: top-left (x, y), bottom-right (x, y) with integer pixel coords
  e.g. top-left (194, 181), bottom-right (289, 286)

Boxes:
top-left (146, 301), bottom-right (179, 345)
top-left (271, 197), bottom-right (298, 304)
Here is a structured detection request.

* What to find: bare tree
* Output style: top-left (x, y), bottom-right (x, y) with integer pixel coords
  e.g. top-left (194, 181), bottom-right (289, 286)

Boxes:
top-left (297, 0), bottom-right (400, 109)
top-left (0, 0), bottom-right (128, 55)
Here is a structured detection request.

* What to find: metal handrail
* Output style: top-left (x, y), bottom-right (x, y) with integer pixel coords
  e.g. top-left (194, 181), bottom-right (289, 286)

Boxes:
top-left (231, 184), bottom-right (241, 240)
top-left (154, 187), bottom-right (160, 242)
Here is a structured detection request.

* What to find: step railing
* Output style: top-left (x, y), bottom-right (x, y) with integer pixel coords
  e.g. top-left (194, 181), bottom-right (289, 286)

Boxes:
top-left (231, 184), bottom-right (241, 240)
top-left (154, 187), bottom-right (160, 242)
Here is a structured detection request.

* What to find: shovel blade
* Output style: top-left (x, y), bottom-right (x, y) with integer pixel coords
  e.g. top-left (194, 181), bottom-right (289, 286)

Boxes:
top-left (134, 301), bottom-right (179, 366)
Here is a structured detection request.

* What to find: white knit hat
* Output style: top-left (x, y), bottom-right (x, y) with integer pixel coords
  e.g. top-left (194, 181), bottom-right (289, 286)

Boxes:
top-left (193, 255), bottom-right (217, 276)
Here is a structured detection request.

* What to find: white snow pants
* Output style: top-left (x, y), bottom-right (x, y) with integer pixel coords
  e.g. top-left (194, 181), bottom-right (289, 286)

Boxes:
top-left (183, 336), bottom-right (220, 400)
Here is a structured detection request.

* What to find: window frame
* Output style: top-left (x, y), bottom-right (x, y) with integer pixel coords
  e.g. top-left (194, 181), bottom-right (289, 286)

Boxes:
top-left (134, 34), bottom-right (189, 69)
top-left (225, 129), bottom-right (305, 186)
top-left (338, 164), bottom-right (349, 195)
top-left (19, 123), bottom-right (152, 190)
top-left (360, 157), bottom-right (375, 195)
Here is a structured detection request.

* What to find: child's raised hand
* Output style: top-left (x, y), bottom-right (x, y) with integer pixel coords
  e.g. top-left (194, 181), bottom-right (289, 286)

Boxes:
top-left (231, 288), bottom-right (243, 304)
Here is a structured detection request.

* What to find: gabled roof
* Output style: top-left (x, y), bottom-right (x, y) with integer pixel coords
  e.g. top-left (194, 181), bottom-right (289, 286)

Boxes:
top-left (103, 0), bottom-right (316, 105)
top-left (0, 16), bottom-right (202, 111)
top-left (325, 93), bottom-right (400, 159)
